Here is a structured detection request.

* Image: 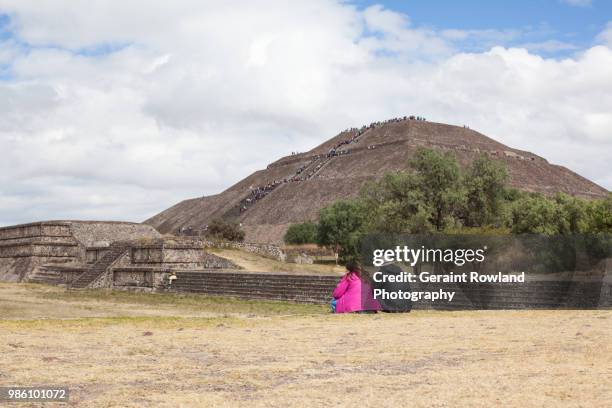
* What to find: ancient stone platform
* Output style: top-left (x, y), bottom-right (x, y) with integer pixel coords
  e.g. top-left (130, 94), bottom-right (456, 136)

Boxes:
top-left (168, 271), bottom-right (612, 309)
top-left (0, 221), bottom-right (241, 289)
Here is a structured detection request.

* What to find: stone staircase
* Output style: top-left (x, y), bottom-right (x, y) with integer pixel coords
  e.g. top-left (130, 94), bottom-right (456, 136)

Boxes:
top-left (27, 266), bottom-right (65, 285)
top-left (71, 243), bottom-right (130, 289)
top-left (171, 271), bottom-right (339, 303)
top-left (305, 156), bottom-right (333, 180)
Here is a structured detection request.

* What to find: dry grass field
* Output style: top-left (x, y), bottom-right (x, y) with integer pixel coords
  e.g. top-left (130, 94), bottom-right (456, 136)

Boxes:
top-left (1, 283), bottom-right (611, 407)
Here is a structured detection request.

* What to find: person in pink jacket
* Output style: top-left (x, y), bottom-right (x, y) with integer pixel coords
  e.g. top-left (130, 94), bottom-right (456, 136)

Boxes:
top-left (331, 261), bottom-right (381, 313)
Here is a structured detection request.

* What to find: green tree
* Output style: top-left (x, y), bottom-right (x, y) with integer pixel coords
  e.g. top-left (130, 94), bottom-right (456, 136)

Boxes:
top-left (586, 193), bottom-right (612, 233)
top-left (314, 148), bottom-right (609, 241)
top-left (361, 148), bottom-right (463, 233)
top-left (553, 193), bottom-right (588, 234)
top-left (463, 154), bottom-right (508, 227)
top-left (509, 194), bottom-right (564, 234)
top-left (284, 221), bottom-right (318, 245)
top-left (503, 187), bottom-right (523, 202)
top-left (409, 148), bottom-right (463, 230)
top-left (360, 172), bottom-right (434, 234)
top-left (316, 200), bottom-right (368, 261)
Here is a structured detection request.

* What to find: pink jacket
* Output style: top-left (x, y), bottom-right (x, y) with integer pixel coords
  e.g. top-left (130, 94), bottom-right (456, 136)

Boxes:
top-left (332, 273), bottom-right (381, 313)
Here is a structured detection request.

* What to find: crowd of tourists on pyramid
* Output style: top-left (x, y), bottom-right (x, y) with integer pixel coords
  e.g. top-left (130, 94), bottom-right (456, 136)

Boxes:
top-left (240, 180), bottom-right (283, 212)
top-left (238, 114), bottom-right (428, 213)
top-left (327, 115), bottom-right (426, 157)
top-left (179, 114), bottom-right (434, 235)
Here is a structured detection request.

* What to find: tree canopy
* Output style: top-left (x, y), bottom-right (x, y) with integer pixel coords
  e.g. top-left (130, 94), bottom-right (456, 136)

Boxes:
top-left (284, 221), bottom-right (318, 245)
top-left (285, 148), bottom-right (611, 255)
top-left (316, 200), bottom-right (368, 261)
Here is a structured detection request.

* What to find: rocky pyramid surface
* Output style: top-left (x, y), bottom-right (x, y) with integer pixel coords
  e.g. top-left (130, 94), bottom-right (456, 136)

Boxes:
top-left (146, 118), bottom-right (608, 243)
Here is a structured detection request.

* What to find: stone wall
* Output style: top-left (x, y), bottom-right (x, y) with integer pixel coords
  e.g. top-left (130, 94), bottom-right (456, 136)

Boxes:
top-left (283, 245), bottom-right (336, 264)
top-left (210, 241), bottom-right (286, 261)
top-left (168, 271), bottom-right (612, 309)
top-left (126, 236), bottom-right (286, 263)
top-left (86, 247), bottom-right (111, 264)
top-left (128, 244), bottom-right (238, 269)
top-left (69, 221), bottom-right (161, 247)
top-left (0, 242), bottom-right (78, 258)
top-left (0, 222), bottom-right (72, 240)
top-left (0, 222), bottom-right (80, 281)
top-left (212, 241), bottom-right (336, 265)
top-left (130, 247), bottom-right (164, 263)
top-left (112, 267), bottom-right (168, 289)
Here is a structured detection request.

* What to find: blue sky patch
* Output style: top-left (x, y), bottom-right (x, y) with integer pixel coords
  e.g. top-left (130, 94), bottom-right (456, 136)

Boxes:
top-left (353, 0), bottom-right (612, 56)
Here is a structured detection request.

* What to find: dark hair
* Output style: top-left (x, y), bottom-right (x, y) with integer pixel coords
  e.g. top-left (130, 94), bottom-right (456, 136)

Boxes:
top-left (345, 261), bottom-right (361, 278)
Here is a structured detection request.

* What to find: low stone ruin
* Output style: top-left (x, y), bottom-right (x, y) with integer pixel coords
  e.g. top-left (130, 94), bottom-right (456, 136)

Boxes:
top-left (0, 221), bottom-right (238, 290)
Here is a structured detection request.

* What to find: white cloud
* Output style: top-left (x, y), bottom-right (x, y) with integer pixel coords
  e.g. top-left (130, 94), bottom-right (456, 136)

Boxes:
top-left (560, 0), bottom-right (592, 7)
top-left (441, 28), bottom-right (522, 43)
top-left (518, 40), bottom-right (578, 53)
top-left (596, 22), bottom-right (612, 47)
top-left (0, 1), bottom-right (610, 226)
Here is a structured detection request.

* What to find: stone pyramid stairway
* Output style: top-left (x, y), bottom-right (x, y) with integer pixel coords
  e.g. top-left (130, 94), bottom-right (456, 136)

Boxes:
top-left (305, 156), bottom-right (333, 179)
top-left (71, 243), bottom-right (130, 289)
top-left (170, 271), bottom-right (339, 303)
top-left (27, 266), bottom-right (65, 285)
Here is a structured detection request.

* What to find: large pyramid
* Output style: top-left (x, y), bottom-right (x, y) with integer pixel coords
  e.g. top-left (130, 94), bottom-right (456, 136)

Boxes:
top-left (145, 118), bottom-right (608, 243)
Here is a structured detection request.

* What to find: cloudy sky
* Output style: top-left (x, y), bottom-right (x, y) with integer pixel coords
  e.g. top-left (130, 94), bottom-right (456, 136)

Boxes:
top-left (0, 0), bottom-right (611, 226)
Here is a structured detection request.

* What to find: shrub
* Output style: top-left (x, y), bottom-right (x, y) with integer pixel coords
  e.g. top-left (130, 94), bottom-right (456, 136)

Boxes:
top-left (317, 200), bottom-right (368, 262)
top-left (207, 219), bottom-right (245, 242)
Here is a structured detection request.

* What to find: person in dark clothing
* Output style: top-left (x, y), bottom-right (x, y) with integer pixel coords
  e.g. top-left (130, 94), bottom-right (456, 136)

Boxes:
top-left (372, 263), bottom-right (413, 313)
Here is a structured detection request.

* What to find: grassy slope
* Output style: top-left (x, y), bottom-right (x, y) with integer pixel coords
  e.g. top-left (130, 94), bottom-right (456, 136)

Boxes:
top-left (0, 283), bottom-right (326, 319)
top-left (208, 248), bottom-right (345, 275)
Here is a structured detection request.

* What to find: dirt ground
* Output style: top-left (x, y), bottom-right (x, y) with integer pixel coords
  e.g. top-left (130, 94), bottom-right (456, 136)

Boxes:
top-left (1, 283), bottom-right (611, 408)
